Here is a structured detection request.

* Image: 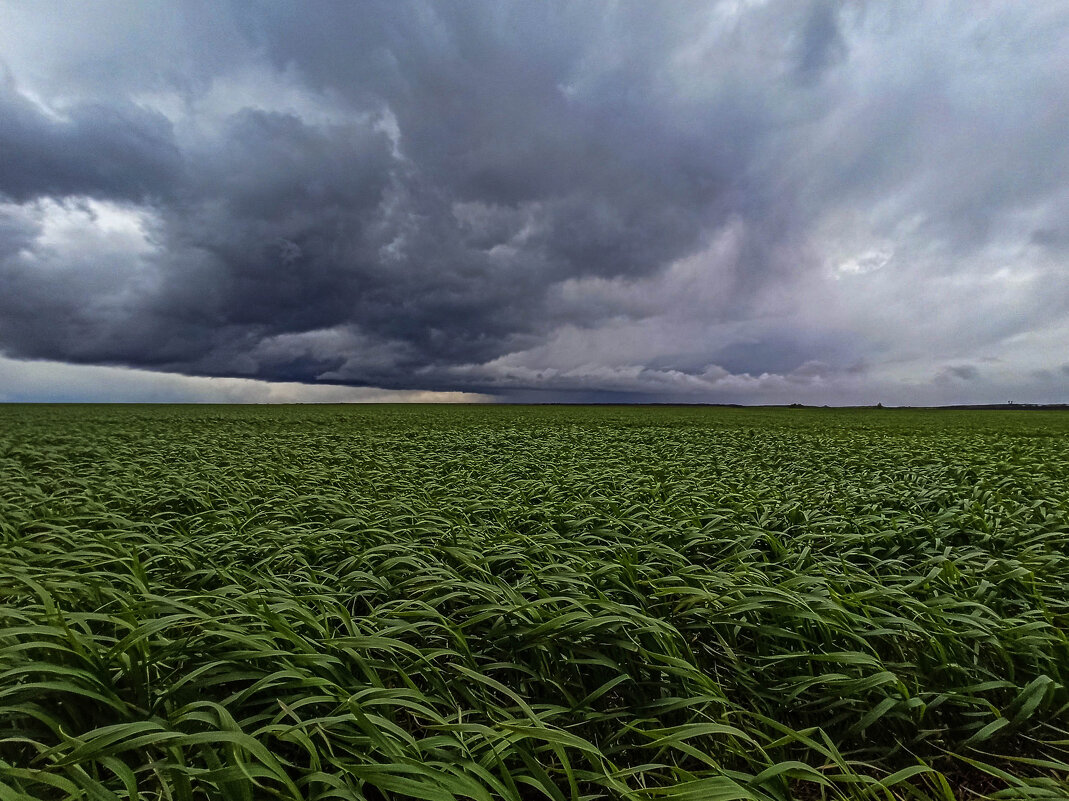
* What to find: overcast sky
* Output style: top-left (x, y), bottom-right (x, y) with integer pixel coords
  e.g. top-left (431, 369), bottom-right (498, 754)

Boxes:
top-left (1, 1), bottom-right (1068, 404)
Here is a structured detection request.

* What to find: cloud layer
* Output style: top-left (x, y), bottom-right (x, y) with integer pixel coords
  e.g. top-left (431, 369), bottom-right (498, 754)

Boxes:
top-left (1, 1), bottom-right (1068, 403)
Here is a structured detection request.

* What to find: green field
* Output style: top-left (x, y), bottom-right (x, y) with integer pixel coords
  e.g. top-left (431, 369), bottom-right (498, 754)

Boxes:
top-left (0, 404), bottom-right (1067, 800)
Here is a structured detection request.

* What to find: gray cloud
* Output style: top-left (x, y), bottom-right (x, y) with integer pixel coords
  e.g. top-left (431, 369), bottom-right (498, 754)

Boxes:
top-left (1, 1), bottom-right (1069, 403)
top-left (795, 1), bottom-right (847, 82)
top-left (939, 364), bottom-right (981, 382)
top-left (0, 79), bottom-right (181, 202)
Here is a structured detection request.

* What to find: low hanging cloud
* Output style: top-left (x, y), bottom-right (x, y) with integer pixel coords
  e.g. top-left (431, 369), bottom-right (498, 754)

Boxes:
top-left (1, 1), bottom-right (1068, 403)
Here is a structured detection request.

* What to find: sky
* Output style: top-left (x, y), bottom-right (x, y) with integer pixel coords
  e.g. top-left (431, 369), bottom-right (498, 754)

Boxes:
top-left (1, 1), bottom-right (1068, 405)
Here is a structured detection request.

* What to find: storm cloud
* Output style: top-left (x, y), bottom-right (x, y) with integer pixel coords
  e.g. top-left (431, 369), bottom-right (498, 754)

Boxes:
top-left (1, 1), bottom-right (1068, 403)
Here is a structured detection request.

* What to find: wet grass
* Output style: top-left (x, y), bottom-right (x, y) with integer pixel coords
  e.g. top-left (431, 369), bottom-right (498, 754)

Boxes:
top-left (0, 404), bottom-right (1066, 800)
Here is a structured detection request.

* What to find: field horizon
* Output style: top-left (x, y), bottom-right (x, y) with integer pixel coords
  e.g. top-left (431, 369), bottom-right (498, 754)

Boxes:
top-left (4, 402), bottom-right (1069, 410)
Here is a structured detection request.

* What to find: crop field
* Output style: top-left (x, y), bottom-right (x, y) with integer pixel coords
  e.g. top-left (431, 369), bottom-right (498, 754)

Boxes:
top-left (0, 404), bottom-right (1067, 801)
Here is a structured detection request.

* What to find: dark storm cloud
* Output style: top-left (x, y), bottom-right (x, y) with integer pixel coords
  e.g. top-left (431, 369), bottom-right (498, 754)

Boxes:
top-left (0, 79), bottom-right (181, 203)
top-left (1, 1), bottom-right (1069, 402)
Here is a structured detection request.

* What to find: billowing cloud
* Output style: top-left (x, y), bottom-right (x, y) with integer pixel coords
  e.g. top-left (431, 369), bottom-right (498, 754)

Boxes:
top-left (1, 1), bottom-right (1068, 403)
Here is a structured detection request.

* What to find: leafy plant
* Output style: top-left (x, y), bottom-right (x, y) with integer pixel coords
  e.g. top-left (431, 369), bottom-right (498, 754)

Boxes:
top-left (0, 404), bottom-right (1066, 799)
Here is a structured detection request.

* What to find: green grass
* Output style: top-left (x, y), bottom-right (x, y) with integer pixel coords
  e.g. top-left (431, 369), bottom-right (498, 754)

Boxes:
top-left (0, 404), bottom-right (1066, 800)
